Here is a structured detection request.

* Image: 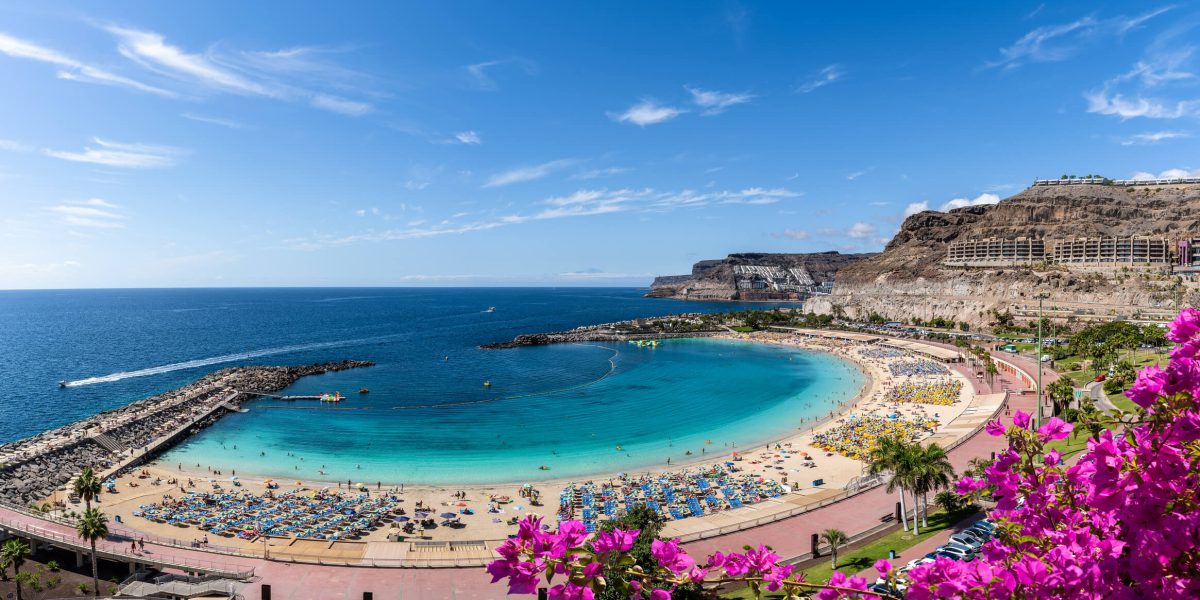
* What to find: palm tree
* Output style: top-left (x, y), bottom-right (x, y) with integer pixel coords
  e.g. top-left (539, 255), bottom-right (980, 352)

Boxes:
top-left (820, 528), bottom-right (849, 569)
top-left (868, 436), bottom-right (919, 533)
top-left (1, 538), bottom-right (30, 600)
top-left (77, 507), bottom-right (108, 597)
top-left (73, 467), bottom-right (102, 512)
top-left (911, 443), bottom-right (956, 528)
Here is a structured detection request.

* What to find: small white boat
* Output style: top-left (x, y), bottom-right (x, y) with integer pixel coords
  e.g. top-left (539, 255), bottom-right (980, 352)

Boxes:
top-left (485, 306), bottom-right (496, 313)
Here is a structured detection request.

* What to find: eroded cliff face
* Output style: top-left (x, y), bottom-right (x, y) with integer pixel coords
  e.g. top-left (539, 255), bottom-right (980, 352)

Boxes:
top-left (648, 252), bottom-right (876, 300)
top-left (807, 183), bottom-right (1200, 326)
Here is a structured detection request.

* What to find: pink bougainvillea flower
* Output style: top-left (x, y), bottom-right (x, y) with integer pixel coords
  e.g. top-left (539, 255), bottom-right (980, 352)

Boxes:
top-left (956, 476), bottom-right (987, 494)
top-left (650, 539), bottom-right (695, 574)
top-left (985, 419), bottom-right (1007, 436)
top-left (1167, 307), bottom-right (1200, 342)
top-left (1125, 364), bottom-right (1166, 408)
top-left (874, 558), bottom-right (892, 578)
top-left (547, 582), bottom-right (594, 600)
top-left (590, 528), bottom-right (639, 555)
top-left (1012, 409), bottom-right (1032, 429)
top-left (1036, 417), bottom-right (1073, 441)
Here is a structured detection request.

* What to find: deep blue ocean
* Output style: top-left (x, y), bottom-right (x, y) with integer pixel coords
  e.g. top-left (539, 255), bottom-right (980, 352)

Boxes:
top-left (0, 288), bottom-right (863, 484)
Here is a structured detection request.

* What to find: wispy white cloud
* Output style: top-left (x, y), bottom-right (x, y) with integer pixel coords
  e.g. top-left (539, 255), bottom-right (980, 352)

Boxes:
top-left (776, 229), bottom-right (810, 240)
top-left (904, 201), bottom-right (929, 217)
top-left (1085, 26), bottom-right (1199, 120)
top-left (101, 25), bottom-right (375, 116)
top-left (1130, 168), bottom-right (1200, 180)
top-left (1086, 91), bottom-right (1197, 119)
top-left (0, 259), bottom-right (82, 278)
top-left (484, 159), bottom-right (576, 187)
top-left (290, 185), bottom-right (796, 248)
top-left (686, 86), bottom-right (754, 115)
top-left (454, 131), bottom-right (483, 145)
top-left (0, 31), bottom-right (174, 96)
top-left (846, 170), bottom-right (867, 181)
top-left (181, 112), bottom-right (245, 129)
top-left (462, 57), bottom-right (538, 91)
top-left (941, 193), bottom-right (1000, 211)
top-left (107, 25), bottom-right (269, 95)
top-left (571, 167), bottom-right (631, 180)
top-left (0, 138), bottom-right (34, 153)
top-left (47, 198), bottom-right (126, 228)
top-left (309, 93), bottom-right (371, 116)
top-left (558, 269), bottom-right (653, 280)
top-left (796, 64), bottom-right (843, 94)
top-left (1120, 130), bottom-right (1190, 145)
top-left (609, 100), bottom-right (687, 126)
top-left (44, 138), bottom-right (182, 168)
top-left (987, 7), bottom-right (1173, 70)
top-left (847, 222), bottom-right (876, 238)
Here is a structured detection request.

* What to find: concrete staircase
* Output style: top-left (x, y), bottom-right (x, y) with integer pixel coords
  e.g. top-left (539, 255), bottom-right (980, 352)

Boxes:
top-left (89, 432), bottom-right (127, 455)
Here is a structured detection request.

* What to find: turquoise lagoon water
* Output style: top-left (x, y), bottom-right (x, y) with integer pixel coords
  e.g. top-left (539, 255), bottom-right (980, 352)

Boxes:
top-left (161, 338), bottom-right (863, 485)
top-left (0, 288), bottom-right (864, 485)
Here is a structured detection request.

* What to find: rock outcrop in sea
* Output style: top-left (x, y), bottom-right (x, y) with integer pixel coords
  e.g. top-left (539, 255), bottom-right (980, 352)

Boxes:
top-left (647, 252), bottom-right (875, 301)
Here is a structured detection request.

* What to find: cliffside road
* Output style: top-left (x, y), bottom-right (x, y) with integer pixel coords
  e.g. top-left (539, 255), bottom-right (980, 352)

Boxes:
top-left (808, 182), bottom-right (1200, 327)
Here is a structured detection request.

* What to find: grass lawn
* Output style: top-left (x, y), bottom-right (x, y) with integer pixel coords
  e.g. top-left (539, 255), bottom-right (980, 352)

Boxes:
top-left (721, 507), bottom-right (980, 599)
top-left (1045, 429), bottom-right (1093, 460)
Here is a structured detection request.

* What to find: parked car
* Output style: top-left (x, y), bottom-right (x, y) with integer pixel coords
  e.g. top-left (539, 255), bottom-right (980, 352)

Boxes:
top-left (869, 583), bottom-right (904, 599)
top-left (901, 557), bottom-right (934, 573)
top-left (965, 526), bottom-right (993, 542)
top-left (949, 532), bottom-right (984, 549)
top-left (937, 543), bottom-right (977, 561)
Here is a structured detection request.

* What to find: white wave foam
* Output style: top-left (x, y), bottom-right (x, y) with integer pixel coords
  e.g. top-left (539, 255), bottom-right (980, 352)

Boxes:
top-left (62, 337), bottom-right (387, 387)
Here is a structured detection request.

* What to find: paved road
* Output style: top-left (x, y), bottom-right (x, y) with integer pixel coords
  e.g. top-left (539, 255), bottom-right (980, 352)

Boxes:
top-left (0, 351), bottom-right (1050, 599)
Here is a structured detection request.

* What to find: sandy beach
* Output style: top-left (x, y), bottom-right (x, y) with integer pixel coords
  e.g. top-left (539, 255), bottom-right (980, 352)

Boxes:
top-left (79, 331), bottom-right (985, 558)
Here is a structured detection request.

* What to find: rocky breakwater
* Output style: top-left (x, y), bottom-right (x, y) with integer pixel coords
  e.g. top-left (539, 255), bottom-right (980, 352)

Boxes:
top-left (0, 360), bottom-right (372, 509)
top-left (482, 316), bottom-right (721, 349)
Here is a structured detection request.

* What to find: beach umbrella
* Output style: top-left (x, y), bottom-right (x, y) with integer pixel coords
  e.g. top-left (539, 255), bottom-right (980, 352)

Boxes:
top-left (415, 511), bottom-right (429, 518)
top-left (396, 516), bottom-right (410, 522)
top-left (456, 502), bottom-right (467, 507)
top-left (441, 512), bottom-right (457, 519)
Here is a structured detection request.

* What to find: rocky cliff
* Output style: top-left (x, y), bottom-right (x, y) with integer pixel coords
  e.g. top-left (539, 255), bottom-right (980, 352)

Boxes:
top-left (806, 183), bottom-right (1200, 327)
top-left (648, 252), bottom-right (876, 300)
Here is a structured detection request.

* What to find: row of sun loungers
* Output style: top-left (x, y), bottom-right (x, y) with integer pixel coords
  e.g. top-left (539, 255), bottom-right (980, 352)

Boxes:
top-left (556, 465), bottom-right (783, 529)
top-left (133, 489), bottom-right (401, 541)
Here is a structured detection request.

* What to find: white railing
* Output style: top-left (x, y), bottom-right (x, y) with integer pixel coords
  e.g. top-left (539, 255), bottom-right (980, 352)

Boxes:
top-left (0, 514), bottom-right (255, 579)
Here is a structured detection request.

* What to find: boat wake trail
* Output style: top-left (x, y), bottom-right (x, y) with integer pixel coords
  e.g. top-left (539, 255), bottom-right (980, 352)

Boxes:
top-left (61, 337), bottom-right (395, 388)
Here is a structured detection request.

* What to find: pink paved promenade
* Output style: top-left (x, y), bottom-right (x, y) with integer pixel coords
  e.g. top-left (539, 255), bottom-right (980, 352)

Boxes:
top-left (0, 349), bottom-right (1052, 599)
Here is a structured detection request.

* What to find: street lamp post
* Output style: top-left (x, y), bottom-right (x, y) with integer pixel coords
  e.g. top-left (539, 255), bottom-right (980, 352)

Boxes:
top-left (1036, 294), bottom-right (1047, 429)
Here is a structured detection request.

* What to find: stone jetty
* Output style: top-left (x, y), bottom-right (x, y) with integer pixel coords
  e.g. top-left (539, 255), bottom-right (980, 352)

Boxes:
top-left (0, 360), bottom-right (372, 508)
top-left (481, 315), bottom-right (721, 349)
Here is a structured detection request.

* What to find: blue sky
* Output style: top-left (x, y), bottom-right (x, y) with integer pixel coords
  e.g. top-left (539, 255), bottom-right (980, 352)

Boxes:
top-left (1, 1), bottom-right (1198, 288)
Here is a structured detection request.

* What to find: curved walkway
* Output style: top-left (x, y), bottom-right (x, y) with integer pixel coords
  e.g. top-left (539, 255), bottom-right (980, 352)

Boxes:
top-left (0, 349), bottom-right (1055, 599)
